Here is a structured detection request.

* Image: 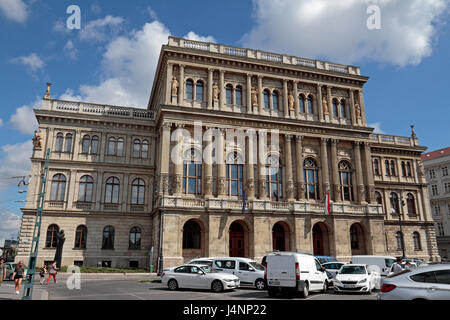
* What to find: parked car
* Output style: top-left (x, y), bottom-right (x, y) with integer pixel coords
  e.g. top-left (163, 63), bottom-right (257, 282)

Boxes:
top-left (188, 257), bottom-right (266, 290)
top-left (315, 256), bottom-right (338, 264)
top-left (333, 264), bottom-right (381, 294)
top-left (379, 264), bottom-right (450, 300)
top-left (403, 258), bottom-right (425, 267)
top-left (161, 264), bottom-right (240, 292)
top-left (351, 255), bottom-right (396, 276)
top-left (5, 262), bottom-right (27, 280)
top-left (321, 262), bottom-right (347, 281)
top-left (265, 252), bottom-right (328, 298)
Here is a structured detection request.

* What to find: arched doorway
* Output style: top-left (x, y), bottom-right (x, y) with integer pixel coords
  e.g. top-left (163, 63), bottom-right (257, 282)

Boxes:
top-left (312, 222), bottom-right (330, 256)
top-left (350, 223), bottom-right (367, 255)
top-left (182, 219), bottom-right (204, 262)
top-left (229, 221), bottom-right (246, 257)
top-left (272, 222), bottom-right (290, 251)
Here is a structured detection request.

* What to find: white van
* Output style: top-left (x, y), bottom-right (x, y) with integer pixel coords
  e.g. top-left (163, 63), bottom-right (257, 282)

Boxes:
top-left (351, 255), bottom-right (396, 276)
top-left (265, 252), bottom-right (328, 298)
top-left (188, 257), bottom-right (266, 290)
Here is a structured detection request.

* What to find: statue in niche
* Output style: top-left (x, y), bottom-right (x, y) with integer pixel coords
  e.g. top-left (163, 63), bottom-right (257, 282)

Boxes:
top-left (213, 82), bottom-right (220, 100)
top-left (171, 77), bottom-right (179, 97)
top-left (251, 87), bottom-right (258, 106)
top-left (32, 130), bottom-right (42, 150)
top-left (322, 96), bottom-right (329, 114)
top-left (288, 92), bottom-right (295, 110)
top-left (355, 102), bottom-right (361, 118)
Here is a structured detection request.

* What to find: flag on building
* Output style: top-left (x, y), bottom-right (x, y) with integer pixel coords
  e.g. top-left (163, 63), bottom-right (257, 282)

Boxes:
top-left (324, 192), bottom-right (330, 215)
top-left (242, 189), bottom-right (246, 214)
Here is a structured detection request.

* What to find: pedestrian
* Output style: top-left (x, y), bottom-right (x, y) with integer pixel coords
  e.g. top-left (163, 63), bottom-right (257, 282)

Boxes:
top-left (405, 261), bottom-right (412, 269)
top-left (46, 261), bottom-right (58, 285)
top-left (0, 258), bottom-right (6, 287)
top-left (39, 264), bottom-right (47, 285)
top-left (392, 257), bottom-right (404, 274)
top-left (13, 261), bottom-right (25, 295)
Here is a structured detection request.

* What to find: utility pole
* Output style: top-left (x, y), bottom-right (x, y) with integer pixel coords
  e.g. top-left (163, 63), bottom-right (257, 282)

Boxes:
top-left (23, 148), bottom-right (50, 300)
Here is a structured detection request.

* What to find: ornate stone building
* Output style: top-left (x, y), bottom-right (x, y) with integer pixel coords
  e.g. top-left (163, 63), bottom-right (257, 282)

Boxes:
top-left (16, 37), bottom-right (439, 269)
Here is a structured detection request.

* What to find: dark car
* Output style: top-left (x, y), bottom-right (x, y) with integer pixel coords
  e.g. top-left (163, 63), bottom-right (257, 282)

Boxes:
top-left (316, 256), bottom-right (338, 265)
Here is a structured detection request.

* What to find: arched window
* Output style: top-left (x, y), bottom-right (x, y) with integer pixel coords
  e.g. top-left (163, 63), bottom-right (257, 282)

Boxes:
top-left (385, 160), bottom-right (390, 176)
top-left (375, 191), bottom-right (383, 205)
top-left (185, 79), bottom-right (193, 100)
top-left (129, 226), bottom-right (141, 249)
top-left (401, 161), bottom-right (407, 177)
top-left (81, 135), bottom-right (90, 154)
top-left (195, 81), bottom-right (203, 101)
top-left (350, 225), bottom-right (359, 249)
top-left (413, 232), bottom-right (421, 250)
top-left (226, 152), bottom-right (243, 196)
top-left (102, 226), bottom-right (115, 250)
top-left (226, 84), bottom-right (233, 104)
top-left (55, 132), bottom-right (64, 152)
top-left (117, 138), bottom-right (124, 156)
top-left (390, 160), bottom-right (397, 176)
top-left (396, 231), bottom-right (404, 250)
top-left (339, 161), bottom-right (353, 201)
top-left (406, 162), bottom-right (412, 177)
top-left (235, 86), bottom-right (242, 105)
top-left (182, 220), bottom-right (201, 249)
top-left (64, 133), bottom-right (73, 153)
top-left (299, 95), bottom-right (305, 113)
top-left (141, 140), bottom-right (149, 158)
top-left (105, 177), bottom-right (120, 204)
top-left (339, 100), bottom-right (346, 118)
top-left (304, 158), bottom-right (319, 200)
top-left (45, 224), bottom-right (59, 248)
top-left (263, 90), bottom-right (270, 109)
top-left (132, 139), bottom-right (141, 158)
top-left (332, 99), bottom-right (339, 118)
top-left (50, 174), bottom-right (66, 201)
top-left (406, 193), bottom-right (416, 215)
top-left (266, 156), bottom-right (283, 201)
top-left (307, 96), bottom-right (313, 114)
top-left (390, 192), bottom-right (400, 214)
top-left (131, 178), bottom-right (145, 205)
top-left (183, 149), bottom-right (202, 195)
top-left (78, 175), bottom-right (93, 203)
top-left (91, 135), bottom-right (99, 154)
top-left (373, 159), bottom-right (380, 176)
top-left (272, 91), bottom-right (279, 110)
top-left (74, 225), bottom-right (87, 249)
top-left (107, 137), bottom-right (116, 155)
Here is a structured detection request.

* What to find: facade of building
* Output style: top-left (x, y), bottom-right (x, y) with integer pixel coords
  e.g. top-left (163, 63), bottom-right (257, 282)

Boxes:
top-left (422, 147), bottom-right (450, 260)
top-left (16, 37), bottom-right (440, 269)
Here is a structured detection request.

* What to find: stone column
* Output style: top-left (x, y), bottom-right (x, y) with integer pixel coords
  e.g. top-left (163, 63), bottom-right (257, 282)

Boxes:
top-left (327, 86), bottom-right (332, 116)
top-left (330, 139), bottom-right (341, 201)
top-left (246, 74), bottom-right (252, 114)
top-left (203, 127), bottom-right (213, 198)
top-left (159, 122), bottom-right (172, 194)
top-left (217, 128), bottom-right (226, 196)
top-left (362, 142), bottom-right (375, 203)
top-left (284, 134), bottom-right (294, 200)
top-left (293, 81), bottom-right (299, 119)
top-left (283, 80), bottom-right (289, 118)
top-left (173, 123), bottom-right (184, 195)
top-left (178, 65), bottom-right (185, 105)
top-left (258, 75), bottom-right (263, 111)
top-left (353, 141), bottom-right (365, 204)
top-left (207, 68), bottom-right (213, 110)
top-left (320, 138), bottom-right (330, 199)
top-left (349, 90), bottom-right (357, 125)
top-left (358, 90), bottom-right (367, 125)
top-left (165, 63), bottom-right (173, 105)
top-left (258, 131), bottom-right (267, 200)
top-left (317, 84), bottom-right (324, 122)
top-left (219, 70), bottom-right (225, 111)
top-left (295, 135), bottom-right (305, 200)
top-left (246, 129), bottom-right (256, 199)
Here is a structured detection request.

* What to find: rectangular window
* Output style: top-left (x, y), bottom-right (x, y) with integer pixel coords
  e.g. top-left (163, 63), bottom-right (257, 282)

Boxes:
top-left (434, 205), bottom-right (441, 216)
top-left (429, 169), bottom-right (436, 179)
top-left (432, 185), bottom-right (439, 196)
top-left (74, 261), bottom-right (83, 267)
top-left (442, 167), bottom-right (448, 176)
top-left (444, 183), bottom-right (450, 193)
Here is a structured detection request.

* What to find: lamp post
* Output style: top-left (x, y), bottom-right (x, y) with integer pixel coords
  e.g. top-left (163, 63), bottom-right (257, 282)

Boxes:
top-left (157, 186), bottom-right (165, 276)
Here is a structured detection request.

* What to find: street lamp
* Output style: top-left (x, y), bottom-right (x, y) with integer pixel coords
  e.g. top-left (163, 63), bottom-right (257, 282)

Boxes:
top-left (157, 178), bottom-right (172, 276)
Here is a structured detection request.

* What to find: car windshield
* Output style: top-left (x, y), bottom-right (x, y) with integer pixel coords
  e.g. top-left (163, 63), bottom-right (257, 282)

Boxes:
top-left (249, 262), bottom-right (265, 271)
top-left (200, 266), bottom-right (216, 273)
top-left (340, 266), bottom-right (366, 274)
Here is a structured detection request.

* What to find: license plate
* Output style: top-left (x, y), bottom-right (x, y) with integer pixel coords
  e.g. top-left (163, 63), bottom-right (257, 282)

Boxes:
top-left (343, 284), bottom-right (356, 288)
top-left (269, 280), bottom-right (280, 285)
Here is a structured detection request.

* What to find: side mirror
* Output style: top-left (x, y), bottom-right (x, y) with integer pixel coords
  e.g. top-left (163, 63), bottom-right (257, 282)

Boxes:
top-left (248, 267), bottom-right (255, 272)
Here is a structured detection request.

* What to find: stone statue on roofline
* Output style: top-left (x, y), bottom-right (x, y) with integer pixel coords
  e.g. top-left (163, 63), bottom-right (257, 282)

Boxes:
top-left (32, 130), bottom-right (42, 150)
top-left (44, 82), bottom-right (51, 99)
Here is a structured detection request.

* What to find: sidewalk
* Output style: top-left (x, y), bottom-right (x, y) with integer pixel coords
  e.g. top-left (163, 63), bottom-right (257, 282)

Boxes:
top-left (56, 272), bottom-right (160, 281)
top-left (0, 281), bottom-right (49, 300)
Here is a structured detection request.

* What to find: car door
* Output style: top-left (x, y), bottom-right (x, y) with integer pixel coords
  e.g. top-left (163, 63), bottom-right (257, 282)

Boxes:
top-left (189, 266), bottom-right (207, 289)
top-left (430, 270), bottom-right (450, 300)
top-left (173, 266), bottom-right (191, 288)
top-left (313, 259), bottom-right (326, 290)
top-left (214, 260), bottom-right (236, 276)
top-left (237, 262), bottom-right (253, 284)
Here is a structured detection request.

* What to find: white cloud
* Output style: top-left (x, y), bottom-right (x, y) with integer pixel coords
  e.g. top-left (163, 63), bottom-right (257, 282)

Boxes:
top-left (0, 118), bottom-right (3, 127)
top-left (369, 122), bottom-right (385, 134)
top-left (64, 40), bottom-right (78, 60)
top-left (147, 6), bottom-right (158, 20)
top-left (241, 0), bottom-right (449, 67)
top-left (0, 211), bottom-right (21, 244)
top-left (79, 15), bottom-right (124, 42)
top-left (11, 53), bottom-right (45, 71)
top-left (184, 31), bottom-right (216, 43)
top-left (0, 0), bottom-right (28, 23)
top-left (91, 3), bottom-right (101, 14)
top-left (10, 97), bottom-right (40, 134)
top-left (0, 141), bottom-right (32, 188)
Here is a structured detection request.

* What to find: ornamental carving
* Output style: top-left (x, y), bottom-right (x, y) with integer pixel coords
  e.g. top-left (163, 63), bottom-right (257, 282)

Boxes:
top-left (217, 177), bottom-right (226, 195)
top-left (286, 181), bottom-right (294, 199)
top-left (303, 146), bottom-right (317, 155)
top-left (259, 179), bottom-right (266, 197)
top-left (173, 174), bottom-right (182, 193)
top-left (246, 178), bottom-right (255, 194)
top-left (204, 176), bottom-right (213, 195)
top-left (32, 130), bottom-right (42, 150)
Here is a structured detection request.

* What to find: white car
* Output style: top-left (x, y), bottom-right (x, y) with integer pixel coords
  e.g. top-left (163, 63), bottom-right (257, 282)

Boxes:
top-left (322, 262), bottom-right (347, 278)
top-left (161, 264), bottom-right (240, 292)
top-left (333, 264), bottom-right (380, 294)
top-left (379, 264), bottom-right (450, 300)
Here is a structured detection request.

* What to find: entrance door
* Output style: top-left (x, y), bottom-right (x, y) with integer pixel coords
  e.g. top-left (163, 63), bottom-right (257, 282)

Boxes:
top-left (272, 223), bottom-right (286, 251)
top-left (229, 222), bottom-right (245, 257)
top-left (313, 224), bottom-right (324, 256)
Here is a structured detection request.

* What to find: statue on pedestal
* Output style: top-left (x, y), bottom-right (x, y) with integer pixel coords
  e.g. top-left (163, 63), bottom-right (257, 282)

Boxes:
top-left (213, 83), bottom-right (220, 100)
top-left (322, 96), bottom-right (329, 114)
top-left (288, 92), bottom-right (295, 110)
top-left (355, 102), bottom-right (361, 118)
top-left (53, 229), bottom-right (66, 269)
top-left (251, 87), bottom-right (258, 106)
top-left (44, 82), bottom-right (51, 99)
top-left (171, 77), bottom-right (179, 97)
top-left (32, 130), bottom-right (42, 150)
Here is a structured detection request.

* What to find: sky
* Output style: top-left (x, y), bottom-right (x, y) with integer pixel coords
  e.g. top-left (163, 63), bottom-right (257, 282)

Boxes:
top-left (0, 0), bottom-right (449, 245)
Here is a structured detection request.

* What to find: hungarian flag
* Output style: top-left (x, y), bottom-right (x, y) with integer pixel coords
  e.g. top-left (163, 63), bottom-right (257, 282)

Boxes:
top-left (324, 193), bottom-right (330, 215)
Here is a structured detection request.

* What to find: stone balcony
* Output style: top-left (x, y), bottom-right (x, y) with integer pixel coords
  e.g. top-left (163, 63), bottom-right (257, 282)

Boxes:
top-left (370, 133), bottom-right (418, 147)
top-left (158, 195), bottom-right (383, 215)
top-left (168, 36), bottom-right (361, 76)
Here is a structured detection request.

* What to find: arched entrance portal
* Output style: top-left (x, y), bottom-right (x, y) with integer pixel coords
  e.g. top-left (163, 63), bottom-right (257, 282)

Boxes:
top-left (229, 221), bottom-right (246, 257)
top-left (350, 223), bottom-right (367, 255)
top-left (312, 222), bottom-right (330, 256)
top-left (272, 222), bottom-right (290, 251)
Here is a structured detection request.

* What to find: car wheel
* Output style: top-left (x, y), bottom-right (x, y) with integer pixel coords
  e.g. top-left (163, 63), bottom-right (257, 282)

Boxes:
top-left (255, 279), bottom-right (265, 290)
top-left (300, 282), bottom-right (309, 298)
top-left (211, 280), bottom-right (224, 293)
top-left (268, 287), bottom-right (277, 298)
top-left (167, 279), bottom-right (178, 291)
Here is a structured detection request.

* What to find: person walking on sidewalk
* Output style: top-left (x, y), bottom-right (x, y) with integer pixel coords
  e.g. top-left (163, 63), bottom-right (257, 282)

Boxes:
top-left (13, 261), bottom-right (25, 295)
top-left (39, 264), bottom-right (47, 285)
top-left (0, 258), bottom-right (6, 287)
top-left (46, 261), bottom-right (58, 285)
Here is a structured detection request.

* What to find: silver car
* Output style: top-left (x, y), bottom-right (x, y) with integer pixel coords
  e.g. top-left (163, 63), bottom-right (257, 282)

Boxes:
top-left (379, 264), bottom-right (450, 300)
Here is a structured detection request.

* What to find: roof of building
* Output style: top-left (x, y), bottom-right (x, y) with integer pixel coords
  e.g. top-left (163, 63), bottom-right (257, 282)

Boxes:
top-left (421, 147), bottom-right (450, 161)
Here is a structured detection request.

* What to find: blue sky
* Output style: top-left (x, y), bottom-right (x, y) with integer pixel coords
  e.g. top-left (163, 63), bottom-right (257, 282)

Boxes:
top-left (0, 0), bottom-right (449, 244)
